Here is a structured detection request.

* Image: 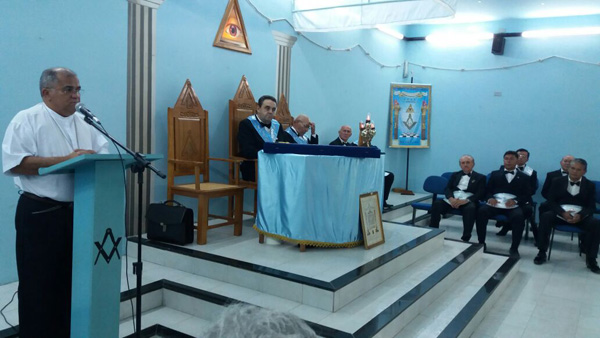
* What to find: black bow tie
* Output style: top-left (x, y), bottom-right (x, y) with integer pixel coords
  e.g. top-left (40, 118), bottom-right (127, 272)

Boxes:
top-left (463, 173), bottom-right (471, 177)
top-left (561, 170), bottom-right (568, 175)
top-left (504, 170), bottom-right (515, 175)
top-left (259, 121), bottom-right (271, 129)
top-left (517, 166), bottom-right (525, 171)
top-left (570, 181), bottom-right (581, 186)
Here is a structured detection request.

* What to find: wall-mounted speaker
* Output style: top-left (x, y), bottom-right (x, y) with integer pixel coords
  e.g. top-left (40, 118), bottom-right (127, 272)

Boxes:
top-left (491, 34), bottom-right (505, 55)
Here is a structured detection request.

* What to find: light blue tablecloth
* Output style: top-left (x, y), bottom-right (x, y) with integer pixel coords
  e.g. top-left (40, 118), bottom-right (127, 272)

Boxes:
top-left (256, 151), bottom-right (384, 246)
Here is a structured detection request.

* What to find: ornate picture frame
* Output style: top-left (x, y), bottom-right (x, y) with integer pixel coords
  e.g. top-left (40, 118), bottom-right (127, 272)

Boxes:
top-left (388, 83), bottom-right (432, 148)
top-left (213, 0), bottom-right (252, 54)
top-left (359, 192), bottom-right (385, 249)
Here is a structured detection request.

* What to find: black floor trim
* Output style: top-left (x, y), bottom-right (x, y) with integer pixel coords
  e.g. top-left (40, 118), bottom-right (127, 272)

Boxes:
top-left (130, 227), bottom-right (445, 292)
top-left (122, 323), bottom-right (195, 338)
top-left (0, 326), bottom-right (18, 338)
top-left (382, 194), bottom-right (432, 213)
top-left (437, 256), bottom-right (519, 338)
top-left (122, 243), bottom-right (485, 338)
top-left (352, 244), bottom-right (481, 338)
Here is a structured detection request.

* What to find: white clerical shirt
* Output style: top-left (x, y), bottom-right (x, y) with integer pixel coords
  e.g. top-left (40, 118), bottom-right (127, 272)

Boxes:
top-left (2, 103), bottom-right (109, 201)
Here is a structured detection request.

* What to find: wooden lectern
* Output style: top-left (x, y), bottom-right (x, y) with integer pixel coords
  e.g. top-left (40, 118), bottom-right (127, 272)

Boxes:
top-left (39, 153), bottom-right (161, 338)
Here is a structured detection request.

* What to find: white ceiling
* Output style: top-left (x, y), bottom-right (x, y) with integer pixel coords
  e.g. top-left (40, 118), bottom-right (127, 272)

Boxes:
top-left (450, 0), bottom-right (600, 23)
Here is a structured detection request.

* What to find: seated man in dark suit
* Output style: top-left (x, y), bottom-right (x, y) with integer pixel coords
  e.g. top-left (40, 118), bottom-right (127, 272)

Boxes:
top-left (476, 150), bottom-right (530, 257)
top-left (329, 125), bottom-right (356, 146)
top-left (237, 95), bottom-right (294, 181)
top-left (539, 154), bottom-right (574, 216)
top-left (534, 158), bottom-right (600, 273)
top-left (285, 114), bottom-right (318, 144)
top-left (329, 124), bottom-right (394, 208)
top-left (497, 148), bottom-right (538, 237)
top-left (429, 155), bottom-right (485, 242)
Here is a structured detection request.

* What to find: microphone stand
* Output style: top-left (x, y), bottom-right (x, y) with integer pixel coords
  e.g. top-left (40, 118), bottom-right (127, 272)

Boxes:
top-left (81, 116), bottom-right (165, 338)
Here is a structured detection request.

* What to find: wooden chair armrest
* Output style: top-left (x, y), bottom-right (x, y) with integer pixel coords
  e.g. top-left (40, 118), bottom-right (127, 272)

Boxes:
top-left (208, 157), bottom-right (242, 164)
top-left (230, 156), bottom-right (256, 163)
top-left (168, 158), bottom-right (205, 166)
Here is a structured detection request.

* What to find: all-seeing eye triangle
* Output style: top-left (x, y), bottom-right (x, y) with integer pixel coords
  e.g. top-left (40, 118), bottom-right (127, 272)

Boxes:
top-left (213, 0), bottom-right (252, 54)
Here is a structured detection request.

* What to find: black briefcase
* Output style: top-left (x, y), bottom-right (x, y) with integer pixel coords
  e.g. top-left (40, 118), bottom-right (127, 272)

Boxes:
top-left (146, 200), bottom-right (194, 245)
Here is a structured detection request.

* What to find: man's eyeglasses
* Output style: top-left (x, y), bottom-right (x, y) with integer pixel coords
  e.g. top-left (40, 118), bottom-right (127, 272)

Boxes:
top-left (53, 86), bottom-right (84, 95)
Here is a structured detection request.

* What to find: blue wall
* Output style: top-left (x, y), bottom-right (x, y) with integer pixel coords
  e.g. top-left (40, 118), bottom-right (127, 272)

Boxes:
top-left (0, 0), bottom-right (127, 284)
top-left (390, 16), bottom-right (600, 195)
top-left (1, 0), bottom-right (598, 284)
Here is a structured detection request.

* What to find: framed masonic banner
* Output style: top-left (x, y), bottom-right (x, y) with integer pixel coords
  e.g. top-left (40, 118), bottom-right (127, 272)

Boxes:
top-left (359, 192), bottom-right (385, 249)
top-left (388, 83), bottom-right (432, 148)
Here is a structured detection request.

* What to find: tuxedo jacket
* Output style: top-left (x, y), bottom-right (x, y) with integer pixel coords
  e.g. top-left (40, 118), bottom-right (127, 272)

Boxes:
top-left (485, 169), bottom-right (531, 205)
top-left (499, 164), bottom-right (538, 195)
top-left (329, 138), bottom-right (357, 146)
top-left (237, 118), bottom-right (294, 181)
top-left (547, 176), bottom-right (596, 219)
top-left (541, 169), bottom-right (566, 200)
top-left (287, 128), bottom-right (318, 144)
top-left (444, 170), bottom-right (486, 204)
top-left (237, 118), bottom-right (293, 160)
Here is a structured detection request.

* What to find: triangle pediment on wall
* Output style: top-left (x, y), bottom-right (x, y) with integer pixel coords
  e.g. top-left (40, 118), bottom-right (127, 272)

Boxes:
top-left (213, 0), bottom-right (252, 54)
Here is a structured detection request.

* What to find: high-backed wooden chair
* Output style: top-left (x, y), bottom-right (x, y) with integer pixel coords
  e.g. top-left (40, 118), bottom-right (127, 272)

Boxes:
top-left (274, 93), bottom-right (294, 131)
top-left (228, 75), bottom-right (258, 216)
top-left (167, 79), bottom-right (244, 245)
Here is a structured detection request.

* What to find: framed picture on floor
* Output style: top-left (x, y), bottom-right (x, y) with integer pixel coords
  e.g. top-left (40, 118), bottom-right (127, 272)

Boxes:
top-left (359, 192), bottom-right (385, 249)
top-left (388, 83), bottom-right (432, 148)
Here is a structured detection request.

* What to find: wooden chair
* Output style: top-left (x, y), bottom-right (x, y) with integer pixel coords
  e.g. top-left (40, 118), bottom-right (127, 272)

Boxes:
top-left (274, 93), bottom-right (294, 131)
top-left (228, 75), bottom-right (259, 216)
top-left (167, 79), bottom-right (244, 245)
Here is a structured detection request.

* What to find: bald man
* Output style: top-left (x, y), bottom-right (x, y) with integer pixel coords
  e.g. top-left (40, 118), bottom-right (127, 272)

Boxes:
top-left (329, 125), bottom-right (356, 146)
top-left (429, 155), bottom-right (486, 242)
top-left (286, 114), bottom-right (318, 144)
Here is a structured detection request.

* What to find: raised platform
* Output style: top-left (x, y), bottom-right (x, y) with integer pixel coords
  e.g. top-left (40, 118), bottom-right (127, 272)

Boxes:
top-left (118, 212), bottom-right (518, 337)
top-left (0, 192), bottom-right (521, 338)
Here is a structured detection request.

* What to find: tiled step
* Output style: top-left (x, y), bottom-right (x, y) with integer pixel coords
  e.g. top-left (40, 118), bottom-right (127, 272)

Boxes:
top-left (119, 238), bottom-right (495, 337)
top-left (395, 252), bottom-right (518, 338)
top-left (128, 222), bottom-right (446, 312)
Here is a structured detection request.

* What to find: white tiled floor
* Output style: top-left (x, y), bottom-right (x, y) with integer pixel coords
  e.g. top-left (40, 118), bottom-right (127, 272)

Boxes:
top-left (428, 214), bottom-right (600, 338)
top-left (2, 194), bottom-right (600, 338)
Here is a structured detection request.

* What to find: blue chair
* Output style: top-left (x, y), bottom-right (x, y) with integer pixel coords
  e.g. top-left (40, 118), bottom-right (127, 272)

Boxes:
top-left (546, 180), bottom-right (599, 260)
top-left (441, 171), bottom-right (453, 180)
top-left (411, 176), bottom-right (448, 224)
top-left (548, 223), bottom-right (584, 260)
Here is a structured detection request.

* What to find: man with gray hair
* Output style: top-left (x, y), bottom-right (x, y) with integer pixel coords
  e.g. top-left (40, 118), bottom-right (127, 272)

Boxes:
top-left (202, 303), bottom-right (317, 337)
top-left (286, 114), bottom-right (318, 144)
top-left (2, 67), bottom-right (109, 337)
top-left (429, 155), bottom-right (486, 242)
top-left (534, 158), bottom-right (600, 274)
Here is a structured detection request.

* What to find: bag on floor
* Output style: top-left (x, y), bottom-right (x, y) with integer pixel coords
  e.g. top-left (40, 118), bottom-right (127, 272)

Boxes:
top-left (146, 200), bottom-right (194, 245)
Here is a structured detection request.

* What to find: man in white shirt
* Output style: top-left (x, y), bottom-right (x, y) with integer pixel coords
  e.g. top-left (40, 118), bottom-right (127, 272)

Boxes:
top-left (2, 67), bottom-right (109, 337)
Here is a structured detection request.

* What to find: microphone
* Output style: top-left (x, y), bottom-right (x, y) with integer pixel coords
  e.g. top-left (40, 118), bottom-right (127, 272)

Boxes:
top-left (75, 103), bottom-right (101, 124)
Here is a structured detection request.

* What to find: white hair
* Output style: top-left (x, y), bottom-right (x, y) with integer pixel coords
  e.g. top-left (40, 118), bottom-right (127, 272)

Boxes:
top-left (201, 303), bottom-right (318, 338)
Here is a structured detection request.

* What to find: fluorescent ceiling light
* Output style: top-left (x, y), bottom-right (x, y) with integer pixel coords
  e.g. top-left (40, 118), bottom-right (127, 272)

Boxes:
top-left (426, 31), bottom-right (493, 46)
top-left (376, 25), bottom-right (404, 40)
top-left (522, 26), bottom-right (600, 38)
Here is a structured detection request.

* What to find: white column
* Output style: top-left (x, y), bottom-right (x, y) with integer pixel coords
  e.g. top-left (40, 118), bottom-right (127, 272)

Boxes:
top-left (272, 31), bottom-right (297, 103)
top-left (126, 0), bottom-right (164, 234)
